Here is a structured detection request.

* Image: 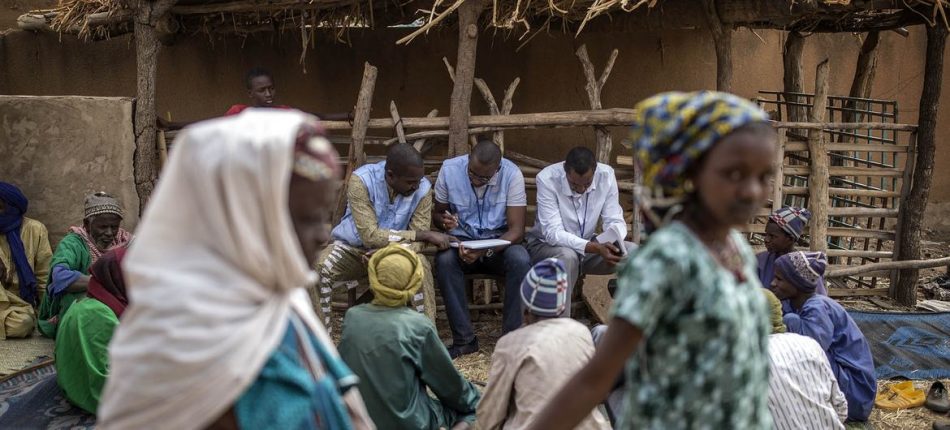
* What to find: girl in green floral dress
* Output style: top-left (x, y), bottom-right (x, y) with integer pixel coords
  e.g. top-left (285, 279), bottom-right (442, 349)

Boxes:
top-left (528, 91), bottom-right (777, 430)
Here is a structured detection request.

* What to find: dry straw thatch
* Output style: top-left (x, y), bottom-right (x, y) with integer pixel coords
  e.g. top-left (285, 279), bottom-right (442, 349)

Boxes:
top-left (19, 0), bottom-right (950, 46)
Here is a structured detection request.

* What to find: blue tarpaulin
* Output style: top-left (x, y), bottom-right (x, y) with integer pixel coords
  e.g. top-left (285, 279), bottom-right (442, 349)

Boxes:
top-left (849, 311), bottom-right (950, 380)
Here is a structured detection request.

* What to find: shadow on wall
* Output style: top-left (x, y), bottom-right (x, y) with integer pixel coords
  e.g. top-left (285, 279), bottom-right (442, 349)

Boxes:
top-left (0, 96), bottom-right (140, 246)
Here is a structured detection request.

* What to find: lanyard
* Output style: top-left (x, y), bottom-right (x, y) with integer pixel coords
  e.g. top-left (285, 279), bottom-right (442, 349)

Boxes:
top-left (471, 183), bottom-right (491, 228)
top-left (464, 183), bottom-right (491, 238)
top-left (571, 193), bottom-right (590, 237)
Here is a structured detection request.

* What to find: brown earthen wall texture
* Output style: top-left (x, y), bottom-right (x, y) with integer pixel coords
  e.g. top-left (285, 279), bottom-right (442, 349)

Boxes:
top-left (0, 25), bottom-right (946, 230)
top-left (0, 96), bottom-right (140, 245)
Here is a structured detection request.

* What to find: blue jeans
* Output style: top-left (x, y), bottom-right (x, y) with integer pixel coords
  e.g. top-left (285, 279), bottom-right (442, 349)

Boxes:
top-left (435, 244), bottom-right (531, 346)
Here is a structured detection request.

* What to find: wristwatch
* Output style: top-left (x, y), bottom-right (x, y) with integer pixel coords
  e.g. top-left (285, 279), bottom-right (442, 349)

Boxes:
top-left (485, 248), bottom-right (495, 258)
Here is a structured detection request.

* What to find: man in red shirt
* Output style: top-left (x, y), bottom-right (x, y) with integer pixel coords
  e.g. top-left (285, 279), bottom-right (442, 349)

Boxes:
top-left (225, 68), bottom-right (291, 115)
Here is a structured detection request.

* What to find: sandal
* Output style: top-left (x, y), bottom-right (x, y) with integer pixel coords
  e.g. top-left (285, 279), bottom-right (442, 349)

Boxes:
top-left (875, 381), bottom-right (926, 410)
top-left (927, 381), bottom-right (950, 413)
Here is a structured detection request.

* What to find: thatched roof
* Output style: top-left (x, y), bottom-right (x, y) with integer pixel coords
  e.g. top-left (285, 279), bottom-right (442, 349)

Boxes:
top-left (16, 0), bottom-right (948, 44)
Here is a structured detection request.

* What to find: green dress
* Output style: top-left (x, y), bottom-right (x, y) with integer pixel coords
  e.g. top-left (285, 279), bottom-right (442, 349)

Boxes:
top-left (611, 221), bottom-right (771, 429)
top-left (338, 304), bottom-right (481, 430)
top-left (54, 297), bottom-right (118, 413)
top-left (38, 233), bottom-right (91, 338)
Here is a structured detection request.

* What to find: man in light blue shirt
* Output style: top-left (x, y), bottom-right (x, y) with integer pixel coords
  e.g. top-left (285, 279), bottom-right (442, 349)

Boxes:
top-left (433, 140), bottom-right (530, 358)
top-left (526, 146), bottom-right (634, 316)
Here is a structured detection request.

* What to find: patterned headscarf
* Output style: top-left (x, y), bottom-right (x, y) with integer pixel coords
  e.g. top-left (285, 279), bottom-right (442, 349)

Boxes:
top-left (760, 288), bottom-right (786, 334)
top-left (84, 192), bottom-right (124, 220)
top-left (769, 207), bottom-right (812, 241)
top-left (630, 91), bottom-right (770, 198)
top-left (368, 243), bottom-right (423, 308)
top-left (520, 258), bottom-right (569, 317)
top-left (774, 251), bottom-right (827, 293)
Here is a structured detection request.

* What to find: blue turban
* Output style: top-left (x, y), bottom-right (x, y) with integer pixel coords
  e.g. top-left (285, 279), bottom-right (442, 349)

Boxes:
top-left (0, 182), bottom-right (38, 306)
top-left (775, 251), bottom-right (827, 293)
top-left (520, 258), bottom-right (568, 317)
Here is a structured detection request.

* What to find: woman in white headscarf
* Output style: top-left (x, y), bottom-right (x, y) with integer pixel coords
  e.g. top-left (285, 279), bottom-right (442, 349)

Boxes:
top-left (97, 109), bottom-right (374, 430)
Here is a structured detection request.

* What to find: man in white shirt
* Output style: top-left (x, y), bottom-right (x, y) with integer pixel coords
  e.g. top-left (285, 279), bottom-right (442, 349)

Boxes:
top-left (763, 289), bottom-right (849, 430)
top-left (525, 146), bottom-right (634, 316)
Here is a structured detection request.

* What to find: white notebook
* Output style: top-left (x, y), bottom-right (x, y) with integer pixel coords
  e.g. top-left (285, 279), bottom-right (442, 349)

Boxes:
top-left (449, 239), bottom-right (511, 250)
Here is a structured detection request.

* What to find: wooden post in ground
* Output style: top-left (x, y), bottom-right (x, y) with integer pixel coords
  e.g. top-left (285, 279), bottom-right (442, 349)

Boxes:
top-left (842, 32), bottom-right (881, 142)
top-left (447, 0), bottom-right (485, 156)
top-left (783, 32), bottom-right (806, 125)
top-left (575, 44), bottom-right (619, 164)
top-left (772, 128), bottom-right (787, 211)
top-left (702, 0), bottom-right (733, 92)
top-left (894, 24), bottom-right (947, 306)
top-left (132, 0), bottom-right (177, 211)
top-left (849, 32), bottom-right (880, 104)
top-left (807, 59), bottom-right (831, 253)
top-left (334, 63), bottom-right (378, 224)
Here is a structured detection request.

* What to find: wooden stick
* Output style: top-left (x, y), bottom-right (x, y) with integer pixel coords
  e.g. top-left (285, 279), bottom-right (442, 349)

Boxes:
top-left (785, 142), bottom-right (910, 153)
top-left (322, 108), bottom-right (639, 131)
top-left (506, 150), bottom-right (550, 169)
top-left (895, 24), bottom-right (946, 306)
top-left (826, 207), bottom-right (899, 217)
top-left (827, 249), bottom-right (894, 259)
top-left (334, 63), bottom-right (377, 224)
top-left (320, 113), bottom-right (916, 132)
top-left (829, 257), bottom-right (950, 278)
top-left (828, 288), bottom-right (889, 297)
top-left (157, 129), bottom-right (168, 169)
top-left (446, 0), bottom-right (484, 156)
top-left (784, 165), bottom-right (903, 177)
top-left (473, 78), bottom-right (503, 149)
top-left (383, 126), bottom-right (497, 146)
top-left (502, 78), bottom-right (520, 115)
top-left (772, 122), bottom-right (916, 131)
top-left (807, 59), bottom-right (828, 253)
top-left (783, 186), bottom-right (900, 198)
top-left (389, 101), bottom-right (406, 145)
top-left (413, 109), bottom-right (439, 153)
top-left (772, 128), bottom-right (786, 211)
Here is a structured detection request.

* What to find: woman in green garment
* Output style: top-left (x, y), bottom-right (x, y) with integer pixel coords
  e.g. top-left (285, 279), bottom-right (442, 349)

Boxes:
top-left (55, 246), bottom-right (128, 413)
top-left (528, 92), bottom-right (778, 429)
top-left (38, 192), bottom-right (132, 338)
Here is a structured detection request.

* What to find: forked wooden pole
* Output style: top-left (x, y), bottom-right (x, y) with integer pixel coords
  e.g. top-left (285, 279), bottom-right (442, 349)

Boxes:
top-left (575, 44), bottom-right (619, 164)
top-left (334, 62), bottom-right (377, 224)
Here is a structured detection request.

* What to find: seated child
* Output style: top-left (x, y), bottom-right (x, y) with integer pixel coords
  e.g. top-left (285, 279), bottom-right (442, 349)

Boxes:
top-left (770, 251), bottom-right (876, 422)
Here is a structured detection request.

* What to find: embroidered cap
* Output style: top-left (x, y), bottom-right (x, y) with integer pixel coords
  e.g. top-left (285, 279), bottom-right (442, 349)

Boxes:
top-left (84, 192), bottom-right (123, 220)
top-left (775, 251), bottom-right (827, 293)
top-left (520, 258), bottom-right (569, 317)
